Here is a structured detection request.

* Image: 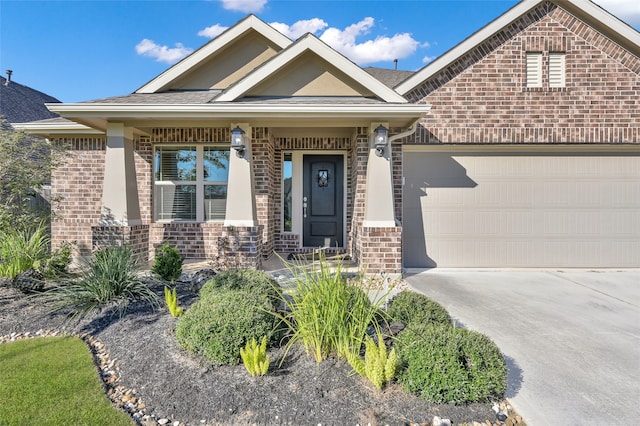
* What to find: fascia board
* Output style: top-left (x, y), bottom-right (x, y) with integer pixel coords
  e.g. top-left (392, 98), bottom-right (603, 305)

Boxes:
top-left (46, 103), bottom-right (429, 119)
top-left (395, 0), bottom-right (542, 95)
top-left (12, 121), bottom-right (104, 135)
top-left (216, 35), bottom-right (409, 103)
top-left (565, 0), bottom-right (640, 49)
top-left (136, 15), bottom-right (292, 94)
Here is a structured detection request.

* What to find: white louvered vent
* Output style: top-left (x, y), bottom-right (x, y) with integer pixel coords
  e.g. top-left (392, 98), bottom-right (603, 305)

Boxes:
top-left (549, 53), bottom-right (566, 88)
top-left (526, 52), bottom-right (542, 88)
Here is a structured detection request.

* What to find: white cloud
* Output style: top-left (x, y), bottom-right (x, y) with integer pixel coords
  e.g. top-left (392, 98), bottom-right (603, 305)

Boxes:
top-left (219, 0), bottom-right (267, 13)
top-left (319, 18), bottom-right (420, 65)
top-left (198, 24), bottom-right (229, 38)
top-left (135, 39), bottom-right (193, 64)
top-left (422, 56), bottom-right (436, 64)
top-left (269, 18), bottom-right (328, 39)
top-left (593, 0), bottom-right (640, 25)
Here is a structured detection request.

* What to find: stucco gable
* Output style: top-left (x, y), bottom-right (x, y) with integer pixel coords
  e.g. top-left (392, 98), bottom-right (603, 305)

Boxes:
top-left (396, 0), bottom-right (640, 97)
top-left (136, 15), bottom-right (292, 94)
top-left (215, 34), bottom-right (408, 103)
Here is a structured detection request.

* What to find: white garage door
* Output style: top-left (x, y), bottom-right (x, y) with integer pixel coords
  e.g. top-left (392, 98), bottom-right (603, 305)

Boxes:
top-left (403, 149), bottom-right (640, 268)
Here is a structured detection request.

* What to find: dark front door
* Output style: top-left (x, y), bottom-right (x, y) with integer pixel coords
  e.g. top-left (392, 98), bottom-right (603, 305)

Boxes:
top-left (303, 155), bottom-right (344, 247)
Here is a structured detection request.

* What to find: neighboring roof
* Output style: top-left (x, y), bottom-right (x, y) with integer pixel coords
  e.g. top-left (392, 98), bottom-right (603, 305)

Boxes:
top-left (136, 15), bottom-right (292, 94)
top-left (215, 34), bottom-right (409, 103)
top-left (395, 0), bottom-right (640, 95)
top-left (363, 67), bottom-right (415, 89)
top-left (0, 76), bottom-right (61, 123)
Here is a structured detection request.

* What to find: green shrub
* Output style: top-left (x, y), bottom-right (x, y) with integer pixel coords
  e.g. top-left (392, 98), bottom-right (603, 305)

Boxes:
top-left (41, 244), bottom-right (160, 322)
top-left (176, 288), bottom-right (280, 365)
top-left (44, 241), bottom-right (74, 278)
top-left (0, 222), bottom-right (49, 279)
top-left (396, 323), bottom-right (507, 404)
top-left (387, 291), bottom-right (451, 327)
top-left (346, 335), bottom-right (398, 390)
top-left (152, 243), bottom-right (183, 282)
top-left (164, 285), bottom-right (184, 317)
top-left (276, 253), bottom-right (387, 363)
top-left (200, 269), bottom-right (281, 309)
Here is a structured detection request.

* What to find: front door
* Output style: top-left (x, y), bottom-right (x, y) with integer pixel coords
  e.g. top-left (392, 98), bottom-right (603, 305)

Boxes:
top-left (302, 155), bottom-right (344, 247)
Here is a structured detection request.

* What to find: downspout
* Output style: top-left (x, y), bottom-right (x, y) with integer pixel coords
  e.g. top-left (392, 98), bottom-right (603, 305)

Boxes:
top-left (387, 118), bottom-right (420, 226)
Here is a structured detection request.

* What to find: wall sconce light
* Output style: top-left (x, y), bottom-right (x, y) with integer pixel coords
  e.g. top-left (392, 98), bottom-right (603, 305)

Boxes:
top-left (230, 126), bottom-right (246, 158)
top-left (374, 124), bottom-right (388, 157)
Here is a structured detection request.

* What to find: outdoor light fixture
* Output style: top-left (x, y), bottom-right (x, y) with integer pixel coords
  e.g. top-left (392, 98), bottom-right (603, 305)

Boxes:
top-left (374, 124), bottom-right (388, 157)
top-left (230, 126), bottom-right (246, 158)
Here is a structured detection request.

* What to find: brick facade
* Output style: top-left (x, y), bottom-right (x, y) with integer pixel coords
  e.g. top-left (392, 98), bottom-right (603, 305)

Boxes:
top-left (406, 2), bottom-right (640, 144)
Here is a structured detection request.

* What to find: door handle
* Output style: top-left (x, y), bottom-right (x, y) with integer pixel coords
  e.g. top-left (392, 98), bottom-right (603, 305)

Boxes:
top-left (303, 200), bottom-right (307, 218)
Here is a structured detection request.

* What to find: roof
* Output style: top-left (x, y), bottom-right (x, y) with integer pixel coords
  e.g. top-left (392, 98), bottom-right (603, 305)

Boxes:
top-left (363, 67), bottom-right (415, 89)
top-left (395, 0), bottom-right (640, 95)
top-left (83, 90), bottom-right (221, 104)
top-left (0, 76), bottom-right (61, 123)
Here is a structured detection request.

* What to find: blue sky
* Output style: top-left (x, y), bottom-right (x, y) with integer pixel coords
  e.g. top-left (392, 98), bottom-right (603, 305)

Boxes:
top-left (1, 0), bottom-right (638, 102)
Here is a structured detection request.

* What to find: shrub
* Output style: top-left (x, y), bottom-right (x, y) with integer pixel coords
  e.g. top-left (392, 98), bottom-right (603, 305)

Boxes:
top-left (276, 253), bottom-right (387, 363)
top-left (387, 291), bottom-right (451, 327)
top-left (0, 222), bottom-right (49, 279)
top-left (396, 323), bottom-right (507, 404)
top-left (41, 244), bottom-right (160, 323)
top-left (44, 241), bottom-right (74, 278)
top-left (152, 244), bottom-right (183, 282)
top-left (176, 288), bottom-right (280, 365)
top-left (200, 269), bottom-right (281, 309)
top-left (346, 335), bottom-right (398, 390)
top-left (240, 336), bottom-right (270, 377)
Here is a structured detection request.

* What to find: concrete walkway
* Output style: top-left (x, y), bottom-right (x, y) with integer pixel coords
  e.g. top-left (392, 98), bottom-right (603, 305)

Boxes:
top-left (405, 270), bottom-right (640, 426)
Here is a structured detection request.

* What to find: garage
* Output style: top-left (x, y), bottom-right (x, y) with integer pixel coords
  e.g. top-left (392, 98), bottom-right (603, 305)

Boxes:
top-left (402, 148), bottom-right (640, 268)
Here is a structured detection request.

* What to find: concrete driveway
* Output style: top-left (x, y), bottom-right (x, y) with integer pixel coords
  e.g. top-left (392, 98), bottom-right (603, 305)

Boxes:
top-left (405, 270), bottom-right (640, 426)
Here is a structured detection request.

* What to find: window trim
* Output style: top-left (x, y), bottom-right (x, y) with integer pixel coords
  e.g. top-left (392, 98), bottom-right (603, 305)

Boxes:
top-left (153, 144), bottom-right (229, 223)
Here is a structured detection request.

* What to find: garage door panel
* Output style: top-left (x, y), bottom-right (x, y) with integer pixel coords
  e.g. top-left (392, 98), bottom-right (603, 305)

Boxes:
top-left (403, 152), bottom-right (640, 268)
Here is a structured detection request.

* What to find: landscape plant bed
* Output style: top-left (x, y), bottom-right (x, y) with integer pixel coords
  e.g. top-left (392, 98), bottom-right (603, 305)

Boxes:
top-left (0, 278), bottom-right (521, 426)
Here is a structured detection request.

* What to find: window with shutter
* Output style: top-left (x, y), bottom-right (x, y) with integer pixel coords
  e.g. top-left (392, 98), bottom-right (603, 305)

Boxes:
top-left (154, 146), bottom-right (229, 222)
top-left (526, 52), bottom-right (542, 88)
top-left (549, 53), bottom-right (566, 88)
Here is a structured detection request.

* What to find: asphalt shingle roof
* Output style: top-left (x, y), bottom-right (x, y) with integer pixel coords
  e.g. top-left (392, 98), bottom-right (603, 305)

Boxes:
top-left (0, 76), bottom-right (61, 123)
top-left (82, 90), bottom-right (222, 104)
top-left (363, 67), bottom-right (415, 89)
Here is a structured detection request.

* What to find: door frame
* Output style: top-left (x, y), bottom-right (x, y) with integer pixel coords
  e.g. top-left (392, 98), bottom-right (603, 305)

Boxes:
top-left (285, 150), bottom-right (347, 249)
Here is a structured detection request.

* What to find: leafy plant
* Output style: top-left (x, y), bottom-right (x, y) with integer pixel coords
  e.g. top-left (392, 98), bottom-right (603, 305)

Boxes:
top-left (164, 285), bottom-right (184, 317)
top-left (240, 336), bottom-right (270, 377)
top-left (387, 290), bottom-right (452, 327)
top-left (275, 252), bottom-right (388, 364)
top-left (41, 244), bottom-right (160, 323)
top-left (346, 335), bottom-right (399, 390)
top-left (44, 241), bottom-right (74, 278)
top-left (0, 222), bottom-right (49, 279)
top-left (176, 288), bottom-right (280, 365)
top-left (200, 269), bottom-right (281, 307)
top-left (395, 323), bottom-right (507, 404)
top-left (152, 243), bottom-right (183, 282)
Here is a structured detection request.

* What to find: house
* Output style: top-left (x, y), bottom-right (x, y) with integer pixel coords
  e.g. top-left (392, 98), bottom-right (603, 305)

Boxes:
top-left (16, 0), bottom-right (640, 272)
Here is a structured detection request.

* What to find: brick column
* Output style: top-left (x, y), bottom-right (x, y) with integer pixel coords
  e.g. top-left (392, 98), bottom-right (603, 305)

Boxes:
top-left (219, 225), bottom-right (264, 269)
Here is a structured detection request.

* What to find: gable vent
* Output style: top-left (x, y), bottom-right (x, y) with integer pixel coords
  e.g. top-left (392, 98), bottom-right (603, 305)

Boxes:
top-left (526, 52), bottom-right (542, 88)
top-left (549, 53), bottom-right (566, 88)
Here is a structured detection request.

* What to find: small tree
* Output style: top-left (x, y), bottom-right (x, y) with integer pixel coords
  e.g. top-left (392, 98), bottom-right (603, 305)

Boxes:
top-left (0, 118), bottom-right (66, 230)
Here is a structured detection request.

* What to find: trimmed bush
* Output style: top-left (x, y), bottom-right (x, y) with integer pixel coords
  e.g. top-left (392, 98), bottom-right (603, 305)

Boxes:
top-left (395, 323), bottom-right (507, 404)
top-left (387, 291), bottom-right (451, 327)
top-left (152, 244), bottom-right (183, 283)
top-left (176, 288), bottom-right (280, 365)
top-left (200, 269), bottom-right (281, 309)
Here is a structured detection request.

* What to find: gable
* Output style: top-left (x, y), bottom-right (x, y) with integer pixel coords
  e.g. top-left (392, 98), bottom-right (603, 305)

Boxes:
top-left (168, 31), bottom-right (283, 91)
top-left (411, 4), bottom-right (640, 144)
top-left (244, 51), bottom-right (375, 98)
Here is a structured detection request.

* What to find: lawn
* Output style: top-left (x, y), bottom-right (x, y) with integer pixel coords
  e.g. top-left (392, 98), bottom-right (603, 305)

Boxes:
top-left (0, 336), bottom-right (134, 426)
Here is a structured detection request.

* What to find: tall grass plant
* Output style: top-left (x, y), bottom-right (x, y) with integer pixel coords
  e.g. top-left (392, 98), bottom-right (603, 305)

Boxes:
top-left (0, 222), bottom-right (49, 279)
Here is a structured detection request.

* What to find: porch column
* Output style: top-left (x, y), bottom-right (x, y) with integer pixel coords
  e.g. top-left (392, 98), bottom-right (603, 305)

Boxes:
top-left (223, 123), bottom-right (262, 268)
top-left (101, 122), bottom-right (141, 225)
top-left (363, 122), bottom-right (395, 227)
top-left (224, 123), bottom-right (257, 226)
top-left (92, 122), bottom-right (148, 261)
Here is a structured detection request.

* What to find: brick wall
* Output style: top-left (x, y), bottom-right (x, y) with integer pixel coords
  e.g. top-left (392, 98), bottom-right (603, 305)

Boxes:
top-left (406, 2), bottom-right (640, 144)
top-left (50, 137), bottom-right (106, 257)
top-left (92, 225), bottom-right (149, 261)
top-left (356, 226), bottom-right (402, 274)
top-left (252, 127), bottom-right (275, 257)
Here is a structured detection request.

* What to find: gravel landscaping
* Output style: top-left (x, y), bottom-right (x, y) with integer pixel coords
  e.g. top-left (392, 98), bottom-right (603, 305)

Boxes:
top-left (0, 276), bottom-right (522, 426)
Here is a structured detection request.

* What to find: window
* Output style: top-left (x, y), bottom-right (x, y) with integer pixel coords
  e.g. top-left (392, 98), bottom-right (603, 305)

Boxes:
top-left (526, 52), bottom-right (543, 88)
top-left (282, 153), bottom-right (292, 232)
top-left (548, 52), bottom-right (566, 88)
top-left (154, 146), bottom-right (229, 221)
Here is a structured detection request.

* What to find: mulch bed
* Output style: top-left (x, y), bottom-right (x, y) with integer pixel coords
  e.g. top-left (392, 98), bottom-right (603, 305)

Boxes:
top-left (0, 278), bottom-right (509, 426)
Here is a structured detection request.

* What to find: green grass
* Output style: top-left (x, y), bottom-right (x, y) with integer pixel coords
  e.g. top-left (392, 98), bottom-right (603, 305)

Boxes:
top-left (0, 337), bottom-right (134, 425)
